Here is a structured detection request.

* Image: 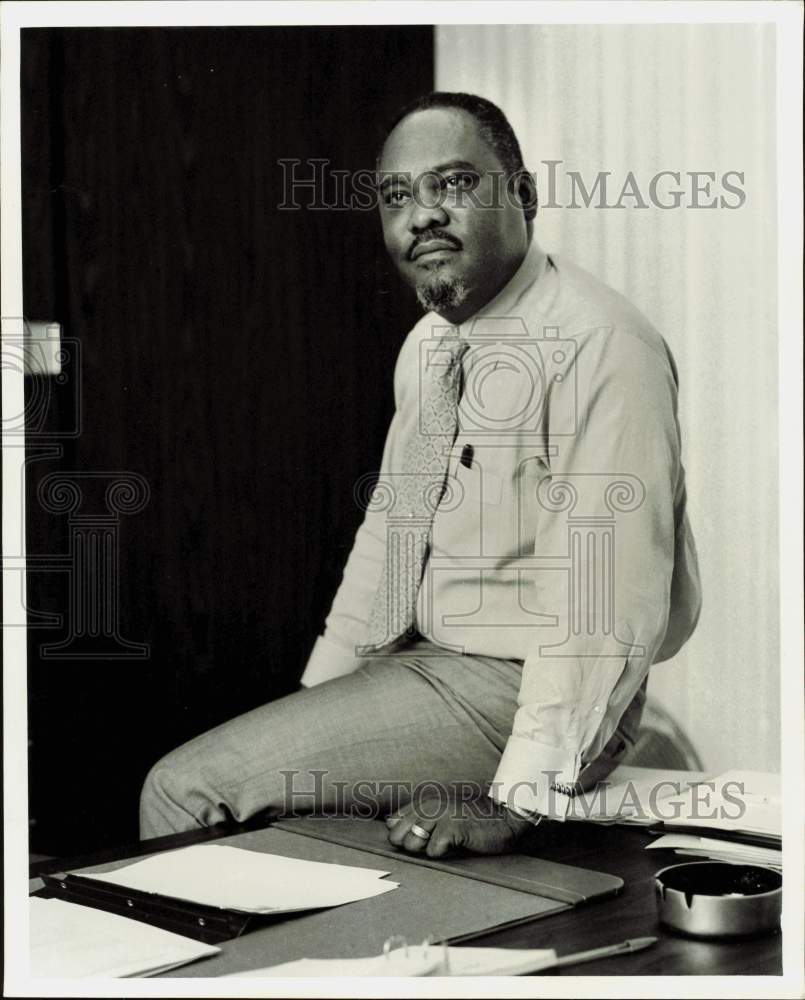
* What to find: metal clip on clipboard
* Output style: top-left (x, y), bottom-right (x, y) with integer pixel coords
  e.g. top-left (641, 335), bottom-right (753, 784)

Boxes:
top-left (39, 872), bottom-right (254, 944)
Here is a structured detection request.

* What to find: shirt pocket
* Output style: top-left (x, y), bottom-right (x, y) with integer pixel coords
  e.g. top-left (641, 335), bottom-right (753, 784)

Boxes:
top-left (510, 455), bottom-right (551, 557)
top-left (455, 450), bottom-right (548, 557)
top-left (433, 445), bottom-right (501, 559)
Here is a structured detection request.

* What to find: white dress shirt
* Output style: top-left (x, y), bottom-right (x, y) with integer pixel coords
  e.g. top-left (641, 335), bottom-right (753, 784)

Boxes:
top-left (301, 238), bottom-right (702, 820)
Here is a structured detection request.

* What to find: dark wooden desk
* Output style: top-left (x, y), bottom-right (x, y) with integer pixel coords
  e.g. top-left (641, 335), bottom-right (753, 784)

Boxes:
top-left (30, 818), bottom-right (782, 977)
top-left (467, 820), bottom-right (782, 975)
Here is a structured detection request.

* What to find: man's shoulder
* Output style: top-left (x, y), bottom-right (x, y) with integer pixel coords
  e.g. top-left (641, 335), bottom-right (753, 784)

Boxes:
top-left (541, 254), bottom-right (670, 364)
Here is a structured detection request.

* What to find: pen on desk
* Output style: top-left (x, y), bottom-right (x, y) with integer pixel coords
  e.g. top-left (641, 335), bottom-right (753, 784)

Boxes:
top-left (552, 936), bottom-right (658, 969)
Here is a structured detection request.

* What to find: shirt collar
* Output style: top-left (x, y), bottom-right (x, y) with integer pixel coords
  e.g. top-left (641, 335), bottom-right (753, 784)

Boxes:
top-left (457, 237), bottom-right (548, 336)
top-left (408, 237), bottom-right (549, 345)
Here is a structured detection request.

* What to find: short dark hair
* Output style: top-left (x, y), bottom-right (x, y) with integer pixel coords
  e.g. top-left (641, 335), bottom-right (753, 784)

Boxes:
top-left (381, 91), bottom-right (527, 178)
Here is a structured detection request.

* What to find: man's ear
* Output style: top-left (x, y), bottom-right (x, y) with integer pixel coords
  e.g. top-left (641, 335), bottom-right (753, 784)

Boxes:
top-left (511, 169), bottom-right (538, 222)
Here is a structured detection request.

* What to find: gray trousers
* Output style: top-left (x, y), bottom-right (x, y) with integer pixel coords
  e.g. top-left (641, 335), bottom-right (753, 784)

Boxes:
top-left (140, 639), bottom-right (644, 840)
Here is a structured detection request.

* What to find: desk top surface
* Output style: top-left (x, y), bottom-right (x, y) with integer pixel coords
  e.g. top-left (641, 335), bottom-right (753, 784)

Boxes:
top-left (30, 817), bottom-right (782, 977)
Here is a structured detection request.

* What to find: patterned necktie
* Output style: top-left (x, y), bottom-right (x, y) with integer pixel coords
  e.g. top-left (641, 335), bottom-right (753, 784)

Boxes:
top-left (363, 336), bottom-right (469, 651)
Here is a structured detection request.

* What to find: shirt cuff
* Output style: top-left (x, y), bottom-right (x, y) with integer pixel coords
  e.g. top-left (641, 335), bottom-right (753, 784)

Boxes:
top-left (489, 734), bottom-right (581, 822)
top-left (300, 633), bottom-right (363, 688)
top-left (503, 801), bottom-right (543, 826)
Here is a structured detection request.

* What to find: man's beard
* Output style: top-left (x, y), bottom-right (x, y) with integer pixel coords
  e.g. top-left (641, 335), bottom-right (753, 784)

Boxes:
top-left (415, 274), bottom-right (468, 313)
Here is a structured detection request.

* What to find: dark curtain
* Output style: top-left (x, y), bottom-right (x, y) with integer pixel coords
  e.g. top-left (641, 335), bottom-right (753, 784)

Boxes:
top-left (22, 26), bottom-right (433, 855)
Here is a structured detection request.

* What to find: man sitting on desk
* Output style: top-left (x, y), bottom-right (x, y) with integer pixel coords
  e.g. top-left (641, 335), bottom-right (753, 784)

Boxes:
top-left (140, 92), bottom-right (701, 856)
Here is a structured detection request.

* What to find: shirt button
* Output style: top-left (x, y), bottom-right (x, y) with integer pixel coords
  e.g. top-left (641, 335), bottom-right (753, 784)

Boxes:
top-left (593, 705), bottom-right (602, 713)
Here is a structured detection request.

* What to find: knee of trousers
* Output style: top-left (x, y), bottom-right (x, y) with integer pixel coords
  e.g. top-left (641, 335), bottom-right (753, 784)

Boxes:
top-left (139, 750), bottom-right (199, 826)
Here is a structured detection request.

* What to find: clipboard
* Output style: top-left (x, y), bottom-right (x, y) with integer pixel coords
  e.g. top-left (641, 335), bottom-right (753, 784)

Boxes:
top-left (39, 871), bottom-right (254, 944)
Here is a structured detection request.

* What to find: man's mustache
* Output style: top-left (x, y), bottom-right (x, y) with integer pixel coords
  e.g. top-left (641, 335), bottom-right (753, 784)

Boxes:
top-left (407, 230), bottom-right (463, 261)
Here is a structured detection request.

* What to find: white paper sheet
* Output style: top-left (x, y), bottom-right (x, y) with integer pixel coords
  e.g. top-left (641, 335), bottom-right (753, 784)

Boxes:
top-left (647, 833), bottom-right (782, 868)
top-left (660, 770), bottom-right (781, 839)
top-left (565, 767), bottom-right (782, 838)
top-left (30, 897), bottom-right (219, 978)
top-left (673, 849), bottom-right (782, 870)
top-left (84, 844), bottom-right (398, 913)
top-left (565, 766), bottom-right (711, 824)
top-left (229, 944), bottom-right (559, 977)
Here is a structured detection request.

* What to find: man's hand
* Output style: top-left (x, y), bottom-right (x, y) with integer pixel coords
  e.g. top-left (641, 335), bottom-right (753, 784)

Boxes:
top-left (385, 790), bottom-right (536, 858)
